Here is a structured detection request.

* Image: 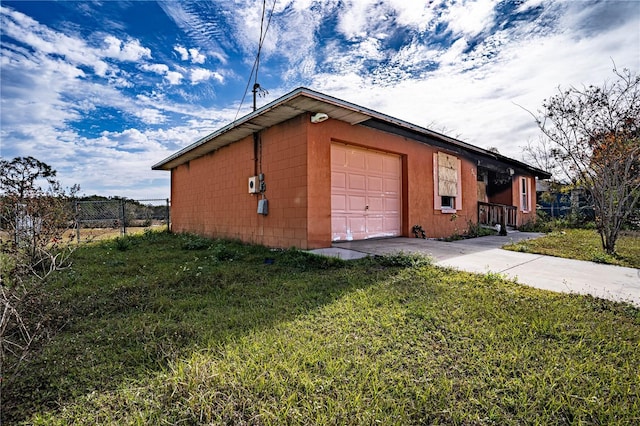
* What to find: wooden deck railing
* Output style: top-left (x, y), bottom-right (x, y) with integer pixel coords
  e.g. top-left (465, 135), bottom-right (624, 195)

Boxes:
top-left (478, 202), bottom-right (517, 228)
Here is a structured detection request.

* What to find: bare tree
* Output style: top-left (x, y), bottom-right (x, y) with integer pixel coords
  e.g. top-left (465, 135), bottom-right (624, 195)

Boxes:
top-left (527, 67), bottom-right (640, 254)
top-left (0, 157), bottom-right (78, 384)
top-left (523, 135), bottom-right (564, 180)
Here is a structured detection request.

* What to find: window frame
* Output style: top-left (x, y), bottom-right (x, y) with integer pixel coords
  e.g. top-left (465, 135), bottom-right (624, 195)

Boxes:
top-left (520, 176), bottom-right (531, 213)
top-left (433, 152), bottom-right (462, 213)
top-left (441, 195), bottom-right (455, 210)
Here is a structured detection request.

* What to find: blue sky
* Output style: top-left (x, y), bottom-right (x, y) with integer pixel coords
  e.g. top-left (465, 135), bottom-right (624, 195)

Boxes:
top-left (1, 0), bottom-right (639, 199)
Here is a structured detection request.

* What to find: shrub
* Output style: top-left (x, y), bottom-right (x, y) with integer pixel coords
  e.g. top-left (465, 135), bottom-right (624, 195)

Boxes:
top-left (180, 234), bottom-right (212, 251)
top-left (209, 240), bottom-right (240, 262)
top-left (113, 236), bottom-right (133, 251)
top-left (443, 221), bottom-right (497, 241)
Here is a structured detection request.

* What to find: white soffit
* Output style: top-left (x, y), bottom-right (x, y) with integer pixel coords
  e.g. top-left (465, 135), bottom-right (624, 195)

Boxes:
top-left (151, 87), bottom-right (551, 180)
top-left (152, 89), bottom-right (371, 170)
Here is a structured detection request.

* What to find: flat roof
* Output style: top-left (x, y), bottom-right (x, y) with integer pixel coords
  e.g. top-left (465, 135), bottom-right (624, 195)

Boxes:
top-left (152, 87), bottom-right (551, 179)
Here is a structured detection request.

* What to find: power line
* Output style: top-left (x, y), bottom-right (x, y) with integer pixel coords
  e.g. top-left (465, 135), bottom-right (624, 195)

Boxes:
top-left (235, 0), bottom-right (277, 120)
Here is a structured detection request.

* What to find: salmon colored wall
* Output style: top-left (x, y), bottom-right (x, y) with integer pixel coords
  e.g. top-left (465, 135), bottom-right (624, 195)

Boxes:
top-left (484, 176), bottom-right (537, 226)
top-left (171, 115), bottom-right (310, 248)
top-left (171, 139), bottom-right (258, 241)
top-left (170, 113), bottom-right (540, 248)
top-left (306, 118), bottom-right (480, 242)
top-left (512, 175), bottom-right (537, 226)
top-left (258, 115), bottom-right (310, 248)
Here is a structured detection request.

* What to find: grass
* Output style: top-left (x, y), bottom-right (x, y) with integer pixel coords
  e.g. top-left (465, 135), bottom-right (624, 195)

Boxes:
top-left (3, 231), bottom-right (640, 425)
top-left (504, 228), bottom-right (640, 268)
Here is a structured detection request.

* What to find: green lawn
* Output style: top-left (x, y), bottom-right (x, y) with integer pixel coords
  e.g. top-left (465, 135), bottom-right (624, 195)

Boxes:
top-left (4, 231), bottom-right (639, 425)
top-left (504, 228), bottom-right (640, 268)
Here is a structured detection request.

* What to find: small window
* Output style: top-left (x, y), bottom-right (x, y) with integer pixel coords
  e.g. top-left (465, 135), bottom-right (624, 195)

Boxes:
top-left (441, 196), bottom-right (455, 210)
top-left (521, 177), bottom-right (529, 211)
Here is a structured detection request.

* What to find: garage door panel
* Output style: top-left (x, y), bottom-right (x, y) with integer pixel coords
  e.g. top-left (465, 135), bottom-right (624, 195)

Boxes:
top-left (367, 175), bottom-right (383, 192)
top-left (332, 171), bottom-right (346, 189)
top-left (383, 176), bottom-right (400, 193)
top-left (384, 197), bottom-right (400, 211)
top-left (349, 150), bottom-right (366, 170)
top-left (331, 144), bottom-right (401, 241)
top-left (367, 216), bottom-right (383, 233)
top-left (383, 217), bottom-right (400, 234)
top-left (348, 217), bottom-right (366, 236)
top-left (348, 173), bottom-right (366, 191)
top-left (332, 194), bottom-right (347, 211)
top-left (331, 216), bottom-right (347, 241)
top-left (332, 147), bottom-right (347, 166)
top-left (348, 195), bottom-right (366, 211)
top-left (367, 155), bottom-right (383, 172)
top-left (367, 196), bottom-right (384, 212)
top-left (383, 156), bottom-right (400, 174)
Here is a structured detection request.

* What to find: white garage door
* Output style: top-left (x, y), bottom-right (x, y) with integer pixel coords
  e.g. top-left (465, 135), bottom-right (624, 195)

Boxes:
top-left (331, 144), bottom-right (401, 241)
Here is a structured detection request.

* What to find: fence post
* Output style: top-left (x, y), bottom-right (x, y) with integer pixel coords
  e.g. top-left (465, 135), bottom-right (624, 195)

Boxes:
top-left (75, 200), bottom-right (80, 243)
top-left (13, 203), bottom-right (18, 245)
top-left (120, 200), bottom-right (126, 236)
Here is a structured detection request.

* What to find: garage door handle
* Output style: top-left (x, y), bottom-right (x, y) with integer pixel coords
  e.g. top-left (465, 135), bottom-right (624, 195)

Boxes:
top-left (365, 205), bottom-right (369, 210)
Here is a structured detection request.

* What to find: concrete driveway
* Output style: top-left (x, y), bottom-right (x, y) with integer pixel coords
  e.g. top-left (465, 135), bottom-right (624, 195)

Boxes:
top-left (313, 232), bottom-right (640, 307)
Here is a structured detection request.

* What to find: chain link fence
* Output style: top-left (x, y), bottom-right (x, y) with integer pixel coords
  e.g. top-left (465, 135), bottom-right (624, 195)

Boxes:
top-left (75, 198), bottom-right (170, 242)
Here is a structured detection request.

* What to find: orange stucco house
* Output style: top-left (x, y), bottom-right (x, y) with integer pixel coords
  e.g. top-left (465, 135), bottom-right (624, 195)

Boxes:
top-left (153, 88), bottom-right (550, 249)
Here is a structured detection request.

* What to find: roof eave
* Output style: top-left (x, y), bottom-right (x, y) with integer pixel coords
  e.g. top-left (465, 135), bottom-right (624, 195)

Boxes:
top-left (152, 86), bottom-right (552, 180)
top-left (152, 88), bottom-right (311, 170)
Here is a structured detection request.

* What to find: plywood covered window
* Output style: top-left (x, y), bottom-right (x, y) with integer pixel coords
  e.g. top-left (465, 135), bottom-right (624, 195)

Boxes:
top-left (438, 152), bottom-right (458, 197)
top-left (433, 152), bottom-right (462, 212)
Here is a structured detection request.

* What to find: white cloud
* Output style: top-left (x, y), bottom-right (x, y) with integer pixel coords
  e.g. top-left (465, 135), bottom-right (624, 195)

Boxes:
top-left (59, 121), bottom-right (235, 198)
top-left (0, 5), bottom-right (152, 84)
top-left (0, 46), bottom-right (84, 132)
top-left (135, 108), bottom-right (166, 125)
top-left (174, 45), bottom-right (189, 61)
top-left (102, 35), bottom-right (151, 61)
top-left (188, 47), bottom-right (206, 64)
top-left (165, 71), bottom-right (184, 85)
top-left (317, 0), bottom-right (440, 42)
top-left (354, 37), bottom-right (385, 60)
top-left (190, 68), bottom-right (224, 84)
top-left (174, 45), bottom-right (207, 64)
top-left (0, 6), bottom-right (111, 76)
top-left (386, 0), bottom-right (440, 31)
top-left (142, 63), bottom-right (169, 74)
top-left (515, 0), bottom-right (546, 14)
top-left (438, 37), bottom-right (469, 67)
top-left (336, 0), bottom-right (375, 40)
top-left (141, 63), bottom-right (184, 85)
top-left (441, 0), bottom-right (498, 38)
top-left (159, 2), bottom-right (230, 63)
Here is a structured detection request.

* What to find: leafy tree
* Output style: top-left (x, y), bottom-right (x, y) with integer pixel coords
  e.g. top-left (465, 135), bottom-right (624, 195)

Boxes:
top-left (1, 156), bottom-right (57, 199)
top-left (526, 67), bottom-right (640, 254)
top-left (0, 157), bottom-right (78, 384)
